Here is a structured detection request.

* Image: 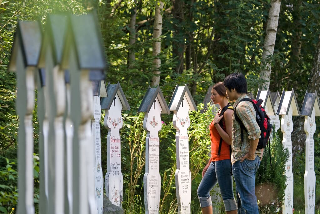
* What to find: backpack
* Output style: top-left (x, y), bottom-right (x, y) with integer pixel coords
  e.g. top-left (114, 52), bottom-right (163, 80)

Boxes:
top-left (217, 103), bottom-right (234, 156)
top-left (234, 98), bottom-right (272, 150)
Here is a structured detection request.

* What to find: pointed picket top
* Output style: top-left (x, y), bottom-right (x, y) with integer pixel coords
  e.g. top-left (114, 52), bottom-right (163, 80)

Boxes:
top-left (61, 12), bottom-right (106, 80)
top-left (9, 21), bottom-right (42, 71)
top-left (256, 89), bottom-right (275, 116)
top-left (300, 92), bottom-right (320, 117)
top-left (38, 14), bottom-right (68, 68)
top-left (138, 87), bottom-right (170, 114)
top-left (101, 83), bottom-right (130, 111)
top-left (277, 89), bottom-right (299, 116)
top-left (169, 85), bottom-right (197, 112)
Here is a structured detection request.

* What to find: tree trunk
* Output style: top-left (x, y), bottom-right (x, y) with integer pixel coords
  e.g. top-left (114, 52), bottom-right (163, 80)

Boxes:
top-left (172, 0), bottom-right (185, 74)
top-left (151, 2), bottom-right (164, 87)
top-left (260, 0), bottom-right (281, 90)
top-left (128, 1), bottom-right (137, 69)
top-left (309, 35), bottom-right (320, 94)
top-left (291, 0), bottom-right (302, 70)
top-left (290, 0), bottom-right (304, 153)
top-left (185, 0), bottom-right (194, 71)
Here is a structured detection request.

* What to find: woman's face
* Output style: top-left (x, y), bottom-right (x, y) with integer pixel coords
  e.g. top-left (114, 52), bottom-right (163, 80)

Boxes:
top-left (211, 89), bottom-right (223, 104)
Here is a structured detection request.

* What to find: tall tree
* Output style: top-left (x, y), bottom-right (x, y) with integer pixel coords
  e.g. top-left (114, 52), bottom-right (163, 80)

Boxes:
top-left (172, 0), bottom-right (185, 74)
top-left (128, 0), bottom-right (138, 69)
top-left (151, 1), bottom-right (164, 87)
top-left (260, 0), bottom-right (281, 89)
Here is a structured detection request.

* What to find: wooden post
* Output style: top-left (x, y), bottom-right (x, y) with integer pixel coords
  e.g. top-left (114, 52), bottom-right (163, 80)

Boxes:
top-left (270, 91), bottom-right (281, 133)
top-left (64, 70), bottom-right (73, 214)
top-left (139, 87), bottom-right (169, 214)
top-left (102, 83), bottom-right (130, 207)
top-left (8, 21), bottom-right (42, 214)
top-left (277, 90), bottom-right (299, 214)
top-left (61, 13), bottom-right (106, 214)
top-left (169, 85), bottom-right (197, 214)
top-left (36, 68), bottom-right (49, 213)
top-left (38, 14), bottom-right (69, 214)
top-left (91, 80), bottom-right (103, 213)
top-left (300, 92), bottom-right (320, 214)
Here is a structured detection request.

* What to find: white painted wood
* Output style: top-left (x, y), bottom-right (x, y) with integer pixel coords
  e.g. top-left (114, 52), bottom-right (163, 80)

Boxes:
top-left (280, 107), bottom-right (294, 214)
top-left (16, 48), bottom-right (35, 214)
top-left (304, 108), bottom-right (316, 214)
top-left (92, 95), bottom-right (103, 213)
top-left (64, 82), bottom-right (73, 214)
top-left (44, 42), bottom-right (66, 214)
top-left (143, 98), bottom-right (162, 214)
top-left (87, 112), bottom-right (98, 214)
top-left (105, 94), bottom-right (123, 206)
top-left (69, 46), bottom-right (94, 214)
top-left (173, 96), bottom-right (191, 214)
top-left (259, 90), bottom-right (280, 137)
top-left (36, 70), bottom-right (49, 214)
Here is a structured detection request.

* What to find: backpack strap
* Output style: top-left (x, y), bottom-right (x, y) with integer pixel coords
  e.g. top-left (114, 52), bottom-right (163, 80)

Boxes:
top-left (217, 103), bottom-right (233, 156)
top-left (234, 98), bottom-right (255, 142)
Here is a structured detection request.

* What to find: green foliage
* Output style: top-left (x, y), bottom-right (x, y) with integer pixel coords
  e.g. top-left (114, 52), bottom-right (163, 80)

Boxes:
top-left (0, 156), bottom-right (17, 213)
top-left (256, 130), bottom-right (289, 213)
top-left (1, 0), bottom-right (320, 212)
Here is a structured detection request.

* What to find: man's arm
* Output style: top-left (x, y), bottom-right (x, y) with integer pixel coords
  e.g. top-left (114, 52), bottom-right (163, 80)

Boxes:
top-left (236, 102), bottom-right (261, 161)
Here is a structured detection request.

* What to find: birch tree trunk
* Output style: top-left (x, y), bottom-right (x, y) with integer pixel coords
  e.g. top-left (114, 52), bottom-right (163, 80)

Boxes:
top-left (151, 1), bottom-right (164, 87)
top-left (260, 0), bottom-right (281, 90)
top-left (128, 1), bottom-right (137, 69)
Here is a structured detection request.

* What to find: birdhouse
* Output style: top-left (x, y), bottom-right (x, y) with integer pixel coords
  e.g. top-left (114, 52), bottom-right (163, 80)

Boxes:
top-left (59, 13), bottom-right (107, 214)
top-left (8, 20), bottom-right (42, 214)
top-left (139, 87), bottom-right (169, 214)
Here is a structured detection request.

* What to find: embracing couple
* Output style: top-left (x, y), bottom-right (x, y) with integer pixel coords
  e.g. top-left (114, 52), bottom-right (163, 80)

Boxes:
top-left (197, 73), bottom-right (262, 214)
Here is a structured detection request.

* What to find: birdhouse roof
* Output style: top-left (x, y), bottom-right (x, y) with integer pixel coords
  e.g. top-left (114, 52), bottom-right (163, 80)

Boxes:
top-left (61, 12), bottom-right (106, 81)
top-left (300, 92), bottom-right (320, 117)
top-left (256, 89), bottom-right (275, 115)
top-left (38, 14), bottom-right (67, 67)
top-left (9, 21), bottom-right (42, 71)
top-left (101, 83), bottom-right (130, 111)
top-left (169, 85), bottom-right (197, 111)
top-left (138, 87), bottom-right (170, 114)
top-left (277, 89), bottom-right (300, 116)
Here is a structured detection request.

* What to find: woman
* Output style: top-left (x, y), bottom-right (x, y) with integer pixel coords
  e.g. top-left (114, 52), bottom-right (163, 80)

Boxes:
top-left (197, 82), bottom-right (237, 214)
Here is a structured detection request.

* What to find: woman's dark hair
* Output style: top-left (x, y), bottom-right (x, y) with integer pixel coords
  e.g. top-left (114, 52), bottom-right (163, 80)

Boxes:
top-left (212, 82), bottom-right (227, 97)
top-left (223, 73), bottom-right (247, 93)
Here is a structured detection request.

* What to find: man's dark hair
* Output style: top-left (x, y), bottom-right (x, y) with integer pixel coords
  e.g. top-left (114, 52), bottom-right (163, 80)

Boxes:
top-left (223, 73), bottom-right (247, 93)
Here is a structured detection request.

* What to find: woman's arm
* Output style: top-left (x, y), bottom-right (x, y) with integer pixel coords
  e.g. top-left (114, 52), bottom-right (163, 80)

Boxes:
top-left (213, 109), bottom-right (233, 145)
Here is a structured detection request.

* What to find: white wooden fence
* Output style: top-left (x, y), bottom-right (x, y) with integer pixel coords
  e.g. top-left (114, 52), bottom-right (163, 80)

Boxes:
top-left (8, 14), bottom-right (318, 214)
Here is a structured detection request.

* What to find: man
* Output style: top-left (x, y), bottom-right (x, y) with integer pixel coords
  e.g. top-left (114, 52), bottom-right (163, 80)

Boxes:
top-left (224, 73), bottom-right (262, 214)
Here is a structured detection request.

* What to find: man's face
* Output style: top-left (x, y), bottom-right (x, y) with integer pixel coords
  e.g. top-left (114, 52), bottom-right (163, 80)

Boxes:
top-left (226, 88), bottom-right (236, 101)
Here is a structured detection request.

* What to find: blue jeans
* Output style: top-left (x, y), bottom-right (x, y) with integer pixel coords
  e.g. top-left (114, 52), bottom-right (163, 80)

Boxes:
top-left (233, 156), bottom-right (260, 214)
top-left (197, 160), bottom-right (237, 211)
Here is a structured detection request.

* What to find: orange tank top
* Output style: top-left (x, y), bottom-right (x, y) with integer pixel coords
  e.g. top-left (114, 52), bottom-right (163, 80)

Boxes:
top-left (209, 118), bottom-right (231, 162)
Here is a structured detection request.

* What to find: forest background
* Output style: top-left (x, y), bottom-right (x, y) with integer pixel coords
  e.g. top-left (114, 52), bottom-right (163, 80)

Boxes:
top-left (0, 0), bottom-right (320, 213)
